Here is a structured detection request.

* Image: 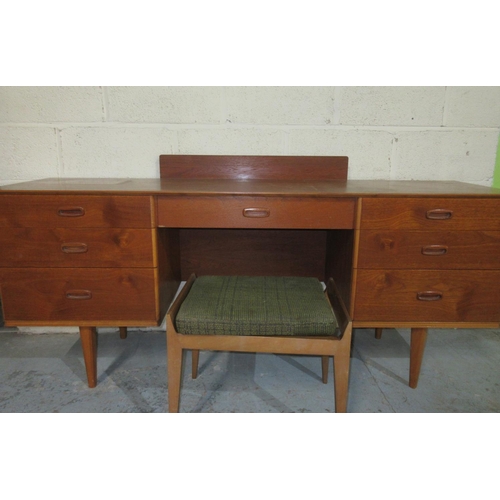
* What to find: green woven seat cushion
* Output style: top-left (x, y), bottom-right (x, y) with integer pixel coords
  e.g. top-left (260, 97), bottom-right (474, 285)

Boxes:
top-left (175, 276), bottom-right (338, 336)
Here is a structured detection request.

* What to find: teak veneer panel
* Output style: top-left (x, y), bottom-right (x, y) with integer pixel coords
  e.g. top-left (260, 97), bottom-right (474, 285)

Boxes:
top-left (178, 229), bottom-right (328, 280)
top-left (0, 228), bottom-right (155, 268)
top-left (354, 269), bottom-right (500, 323)
top-left (160, 154), bottom-right (348, 180)
top-left (0, 268), bottom-right (158, 325)
top-left (357, 230), bottom-right (500, 269)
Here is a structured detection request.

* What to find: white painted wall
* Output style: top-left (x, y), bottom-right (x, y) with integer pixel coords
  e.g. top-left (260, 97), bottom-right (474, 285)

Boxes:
top-left (1, 86), bottom-right (499, 186)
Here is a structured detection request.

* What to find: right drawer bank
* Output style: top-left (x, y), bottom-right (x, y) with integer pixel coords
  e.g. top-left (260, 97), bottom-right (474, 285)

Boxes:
top-left (354, 197), bottom-right (500, 324)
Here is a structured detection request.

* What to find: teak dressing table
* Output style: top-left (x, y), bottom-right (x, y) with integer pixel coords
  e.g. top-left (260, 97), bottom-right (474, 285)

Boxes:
top-left (1, 155), bottom-right (500, 394)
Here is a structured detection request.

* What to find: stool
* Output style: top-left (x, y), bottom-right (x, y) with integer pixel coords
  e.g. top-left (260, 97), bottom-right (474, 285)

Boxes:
top-left (166, 275), bottom-right (353, 412)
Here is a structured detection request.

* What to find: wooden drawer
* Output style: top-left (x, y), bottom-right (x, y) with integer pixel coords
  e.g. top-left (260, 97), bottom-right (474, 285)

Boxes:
top-left (360, 198), bottom-right (500, 230)
top-left (357, 230), bottom-right (500, 269)
top-left (0, 228), bottom-right (155, 268)
top-left (0, 195), bottom-right (154, 228)
top-left (353, 269), bottom-right (500, 322)
top-left (157, 196), bottom-right (356, 229)
top-left (0, 268), bottom-right (158, 325)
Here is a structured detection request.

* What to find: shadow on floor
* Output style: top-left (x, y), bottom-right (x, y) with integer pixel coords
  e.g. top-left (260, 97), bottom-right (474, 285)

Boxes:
top-left (1, 327), bottom-right (499, 412)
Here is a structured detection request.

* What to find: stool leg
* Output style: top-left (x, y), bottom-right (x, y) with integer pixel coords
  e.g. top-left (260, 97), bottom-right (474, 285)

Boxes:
top-left (167, 335), bottom-right (183, 413)
top-left (119, 327), bottom-right (127, 339)
top-left (321, 356), bottom-right (329, 384)
top-left (192, 350), bottom-right (200, 379)
top-left (375, 328), bottom-right (383, 339)
top-left (333, 345), bottom-right (351, 413)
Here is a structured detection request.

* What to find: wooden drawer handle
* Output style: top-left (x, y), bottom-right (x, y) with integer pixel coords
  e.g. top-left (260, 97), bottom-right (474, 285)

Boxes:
top-left (61, 242), bottom-right (88, 254)
top-left (417, 291), bottom-right (443, 301)
top-left (66, 290), bottom-right (92, 300)
top-left (421, 245), bottom-right (448, 256)
top-left (243, 208), bottom-right (270, 218)
top-left (58, 207), bottom-right (85, 217)
top-left (426, 209), bottom-right (453, 220)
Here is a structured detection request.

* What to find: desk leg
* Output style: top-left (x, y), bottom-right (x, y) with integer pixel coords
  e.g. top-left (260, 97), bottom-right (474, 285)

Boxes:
top-left (191, 350), bottom-right (200, 379)
top-left (79, 326), bottom-right (97, 388)
top-left (409, 327), bottom-right (428, 389)
top-left (321, 356), bottom-right (329, 384)
top-left (119, 327), bottom-right (127, 339)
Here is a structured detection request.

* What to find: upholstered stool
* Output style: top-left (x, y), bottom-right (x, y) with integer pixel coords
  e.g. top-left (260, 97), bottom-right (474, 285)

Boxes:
top-left (166, 275), bottom-right (352, 412)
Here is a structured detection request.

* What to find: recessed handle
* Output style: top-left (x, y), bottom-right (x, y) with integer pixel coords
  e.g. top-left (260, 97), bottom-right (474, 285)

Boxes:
top-left (417, 291), bottom-right (443, 301)
top-left (58, 207), bottom-right (85, 217)
top-left (61, 242), bottom-right (88, 254)
top-left (421, 245), bottom-right (448, 256)
top-left (426, 209), bottom-right (453, 220)
top-left (243, 208), bottom-right (270, 218)
top-left (66, 290), bottom-right (92, 300)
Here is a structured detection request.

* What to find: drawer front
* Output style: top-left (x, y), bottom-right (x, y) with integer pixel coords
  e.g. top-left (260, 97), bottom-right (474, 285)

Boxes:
top-left (0, 195), bottom-right (153, 228)
top-left (0, 228), bottom-right (155, 268)
top-left (360, 198), bottom-right (500, 230)
top-left (0, 268), bottom-right (158, 324)
top-left (357, 230), bottom-right (500, 269)
top-left (354, 269), bottom-right (500, 322)
top-left (157, 196), bottom-right (356, 229)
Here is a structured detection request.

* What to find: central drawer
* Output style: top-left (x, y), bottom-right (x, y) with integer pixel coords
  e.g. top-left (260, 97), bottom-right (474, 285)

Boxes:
top-left (157, 196), bottom-right (356, 229)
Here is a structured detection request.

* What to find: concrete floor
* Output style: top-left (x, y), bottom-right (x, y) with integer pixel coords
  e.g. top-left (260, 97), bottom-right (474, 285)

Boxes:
top-left (1, 325), bottom-right (499, 412)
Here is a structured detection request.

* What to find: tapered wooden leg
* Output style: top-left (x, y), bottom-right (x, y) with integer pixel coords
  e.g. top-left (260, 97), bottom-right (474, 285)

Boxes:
top-left (409, 327), bottom-right (428, 389)
top-left (167, 337), bottom-right (183, 413)
top-left (375, 328), bottom-right (383, 339)
top-left (79, 326), bottom-right (98, 388)
top-left (191, 350), bottom-right (200, 379)
top-left (119, 327), bottom-right (127, 339)
top-left (321, 356), bottom-right (329, 384)
top-left (333, 337), bottom-right (352, 413)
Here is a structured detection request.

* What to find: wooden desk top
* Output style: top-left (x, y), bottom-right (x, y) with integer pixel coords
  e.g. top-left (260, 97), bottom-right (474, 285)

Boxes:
top-left (2, 178), bottom-right (500, 198)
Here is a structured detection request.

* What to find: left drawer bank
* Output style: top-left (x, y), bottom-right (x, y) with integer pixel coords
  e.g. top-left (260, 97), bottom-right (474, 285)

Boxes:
top-left (0, 193), bottom-right (167, 388)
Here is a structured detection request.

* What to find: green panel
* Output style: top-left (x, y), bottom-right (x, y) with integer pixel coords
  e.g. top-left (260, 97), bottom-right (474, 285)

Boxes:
top-left (493, 133), bottom-right (500, 188)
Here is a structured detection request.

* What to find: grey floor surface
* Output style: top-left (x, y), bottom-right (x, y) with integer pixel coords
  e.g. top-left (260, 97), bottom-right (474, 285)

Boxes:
top-left (1, 325), bottom-right (499, 413)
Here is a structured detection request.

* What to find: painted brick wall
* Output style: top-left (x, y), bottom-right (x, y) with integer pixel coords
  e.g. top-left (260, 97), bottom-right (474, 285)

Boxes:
top-left (1, 86), bottom-right (499, 186)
